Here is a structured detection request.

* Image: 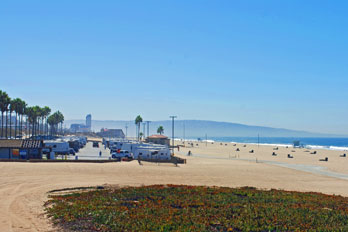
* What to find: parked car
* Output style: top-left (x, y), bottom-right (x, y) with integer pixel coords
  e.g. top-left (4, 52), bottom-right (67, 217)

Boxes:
top-left (69, 148), bottom-right (76, 155)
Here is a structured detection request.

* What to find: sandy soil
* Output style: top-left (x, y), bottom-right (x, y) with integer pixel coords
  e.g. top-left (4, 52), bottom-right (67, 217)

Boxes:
top-left (1, 141), bottom-right (348, 231)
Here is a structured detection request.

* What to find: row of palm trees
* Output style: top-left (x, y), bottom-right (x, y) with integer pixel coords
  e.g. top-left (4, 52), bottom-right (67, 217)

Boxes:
top-left (134, 115), bottom-right (165, 140)
top-left (0, 90), bottom-right (65, 139)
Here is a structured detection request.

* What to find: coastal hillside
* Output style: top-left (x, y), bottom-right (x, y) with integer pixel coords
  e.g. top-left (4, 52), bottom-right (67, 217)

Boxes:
top-left (65, 120), bottom-right (337, 138)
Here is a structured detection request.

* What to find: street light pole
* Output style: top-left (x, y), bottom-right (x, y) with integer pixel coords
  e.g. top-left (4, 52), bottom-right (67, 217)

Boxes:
top-left (169, 116), bottom-right (177, 152)
top-left (142, 122), bottom-right (146, 140)
top-left (183, 121), bottom-right (185, 147)
top-left (125, 124), bottom-right (128, 138)
top-left (145, 121), bottom-right (151, 137)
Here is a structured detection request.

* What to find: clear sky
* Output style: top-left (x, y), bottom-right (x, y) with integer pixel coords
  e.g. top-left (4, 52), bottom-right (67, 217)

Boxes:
top-left (1, 0), bottom-right (348, 135)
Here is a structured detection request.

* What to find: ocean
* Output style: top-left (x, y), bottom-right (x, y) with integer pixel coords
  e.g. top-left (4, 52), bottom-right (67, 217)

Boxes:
top-left (183, 137), bottom-right (348, 151)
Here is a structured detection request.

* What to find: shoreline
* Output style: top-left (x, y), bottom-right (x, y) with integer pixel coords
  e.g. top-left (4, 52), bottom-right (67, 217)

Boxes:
top-left (175, 138), bottom-right (348, 151)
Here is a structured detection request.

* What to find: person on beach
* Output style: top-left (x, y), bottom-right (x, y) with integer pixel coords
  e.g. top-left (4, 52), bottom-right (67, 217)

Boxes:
top-left (137, 155), bottom-right (142, 165)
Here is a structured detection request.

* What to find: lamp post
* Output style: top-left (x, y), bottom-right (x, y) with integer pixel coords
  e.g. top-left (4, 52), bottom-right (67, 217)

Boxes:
top-left (125, 124), bottom-right (128, 138)
top-left (145, 121), bottom-right (151, 137)
top-left (142, 122), bottom-right (146, 140)
top-left (169, 116), bottom-right (177, 153)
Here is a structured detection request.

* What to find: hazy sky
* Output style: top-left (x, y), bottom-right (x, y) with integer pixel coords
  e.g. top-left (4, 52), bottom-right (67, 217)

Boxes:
top-left (1, 1), bottom-right (348, 135)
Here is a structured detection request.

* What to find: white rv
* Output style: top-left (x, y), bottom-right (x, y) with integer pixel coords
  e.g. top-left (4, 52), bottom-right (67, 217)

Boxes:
top-left (134, 147), bottom-right (171, 161)
top-left (43, 140), bottom-right (70, 155)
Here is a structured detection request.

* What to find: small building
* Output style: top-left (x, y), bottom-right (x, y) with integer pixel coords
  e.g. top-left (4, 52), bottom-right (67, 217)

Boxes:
top-left (0, 139), bottom-right (43, 159)
top-left (145, 135), bottom-right (170, 146)
top-left (97, 129), bottom-right (125, 138)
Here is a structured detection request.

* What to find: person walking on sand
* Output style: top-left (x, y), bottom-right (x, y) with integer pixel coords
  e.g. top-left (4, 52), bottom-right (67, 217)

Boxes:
top-left (137, 155), bottom-right (142, 165)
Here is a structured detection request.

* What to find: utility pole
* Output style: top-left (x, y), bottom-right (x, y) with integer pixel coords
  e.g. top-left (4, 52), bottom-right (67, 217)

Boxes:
top-left (145, 121), bottom-right (151, 137)
top-left (142, 122), bottom-right (146, 140)
top-left (125, 124), bottom-right (128, 138)
top-left (183, 121), bottom-right (185, 147)
top-left (258, 133), bottom-right (260, 148)
top-left (169, 116), bottom-right (177, 152)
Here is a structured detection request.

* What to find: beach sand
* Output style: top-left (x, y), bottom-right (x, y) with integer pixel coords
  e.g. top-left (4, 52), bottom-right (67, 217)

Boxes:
top-left (1, 141), bottom-right (348, 231)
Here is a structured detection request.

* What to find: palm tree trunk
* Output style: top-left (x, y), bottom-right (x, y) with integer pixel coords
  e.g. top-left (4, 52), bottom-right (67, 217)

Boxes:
top-left (26, 116), bottom-right (28, 138)
top-left (5, 111), bottom-right (8, 139)
top-left (1, 112), bottom-right (3, 138)
top-left (32, 121), bottom-right (34, 139)
top-left (19, 114), bottom-right (21, 138)
top-left (9, 111), bottom-right (12, 138)
top-left (14, 113), bottom-right (17, 139)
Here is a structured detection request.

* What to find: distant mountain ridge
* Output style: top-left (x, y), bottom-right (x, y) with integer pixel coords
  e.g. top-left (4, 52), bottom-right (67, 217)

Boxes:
top-left (64, 119), bottom-right (343, 138)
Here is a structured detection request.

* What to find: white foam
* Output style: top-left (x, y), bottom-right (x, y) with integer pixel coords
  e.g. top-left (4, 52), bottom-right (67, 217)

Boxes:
top-left (329, 146), bottom-right (348, 151)
top-left (229, 142), bottom-right (291, 148)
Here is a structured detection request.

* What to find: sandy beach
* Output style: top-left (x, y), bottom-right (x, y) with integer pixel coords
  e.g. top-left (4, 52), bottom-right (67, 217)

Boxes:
top-left (1, 141), bottom-right (348, 231)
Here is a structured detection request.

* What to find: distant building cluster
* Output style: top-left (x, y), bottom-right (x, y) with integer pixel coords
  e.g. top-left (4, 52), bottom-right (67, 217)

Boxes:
top-left (97, 128), bottom-right (125, 138)
top-left (70, 114), bottom-right (92, 133)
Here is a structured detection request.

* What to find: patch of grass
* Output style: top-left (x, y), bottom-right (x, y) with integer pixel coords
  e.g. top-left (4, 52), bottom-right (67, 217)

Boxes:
top-left (45, 185), bottom-right (348, 231)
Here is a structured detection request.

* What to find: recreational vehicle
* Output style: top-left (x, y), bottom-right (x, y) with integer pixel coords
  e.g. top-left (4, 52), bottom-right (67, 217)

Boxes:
top-left (133, 147), bottom-right (171, 161)
top-left (43, 140), bottom-right (70, 155)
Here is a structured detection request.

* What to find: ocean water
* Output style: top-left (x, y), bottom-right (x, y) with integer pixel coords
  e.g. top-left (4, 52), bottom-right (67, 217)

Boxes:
top-left (183, 137), bottom-right (348, 151)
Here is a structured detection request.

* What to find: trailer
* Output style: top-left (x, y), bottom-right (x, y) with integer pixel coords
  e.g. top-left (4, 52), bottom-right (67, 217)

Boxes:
top-left (43, 140), bottom-right (70, 155)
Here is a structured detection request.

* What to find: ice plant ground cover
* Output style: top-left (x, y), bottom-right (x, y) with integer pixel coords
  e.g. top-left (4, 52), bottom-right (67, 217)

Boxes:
top-left (45, 185), bottom-right (348, 231)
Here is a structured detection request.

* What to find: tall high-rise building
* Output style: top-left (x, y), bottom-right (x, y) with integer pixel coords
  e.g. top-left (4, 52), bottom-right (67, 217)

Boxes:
top-left (86, 114), bottom-right (92, 131)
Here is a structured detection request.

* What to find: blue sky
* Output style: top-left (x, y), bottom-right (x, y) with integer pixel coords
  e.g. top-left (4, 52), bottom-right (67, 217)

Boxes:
top-left (1, 0), bottom-right (348, 135)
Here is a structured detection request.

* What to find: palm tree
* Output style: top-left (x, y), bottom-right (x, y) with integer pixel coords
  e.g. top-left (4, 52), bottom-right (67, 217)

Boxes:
top-left (24, 106), bottom-right (30, 138)
top-left (0, 91), bottom-right (11, 139)
top-left (33, 106), bottom-right (41, 137)
top-left (11, 98), bottom-right (22, 139)
top-left (56, 111), bottom-right (64, 135)
top-left (135, 115), bottom-right (143, 141)
top-left (18, 99), bottom-right (26, 138)
top-left (157, 126), bottom-right (164, 135)
top-left (37, 107), bottom-right (46, 136)
top-left (47, 114), bottom-right (55, 136)
top-left (47, 111), bottom-right (64, 136)
top-left (42, 106), bottom-right (51, 136)
top-left (9, 100), bottom-right (16, 138)
top-left (25, 106), bottom-right (34, 138)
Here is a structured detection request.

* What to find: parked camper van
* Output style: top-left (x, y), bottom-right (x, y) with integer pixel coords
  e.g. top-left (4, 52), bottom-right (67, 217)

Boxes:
top-left (43, 140), bottom-right (70, 155)
top-left (134, 147), bottom-right (171, 161)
